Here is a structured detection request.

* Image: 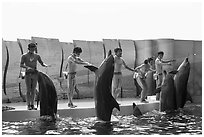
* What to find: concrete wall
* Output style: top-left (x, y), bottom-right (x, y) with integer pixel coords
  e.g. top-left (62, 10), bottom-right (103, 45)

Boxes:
top-left (2, 41), bottom-right (21, 84)
top-left (134, 40), bottom-right (155, 66)
top-left (2, 37), bottom-right (202, 102)
top-left (17, 38), bottom-right (32, 53)
top-left (103, 39), bottom-right (120, 56)
top-left (2, 40), bottom-right (7, 71)
top-left (2, 40), bottom-right (23, 99)
top-left (193, 41), bottom-right (202, 100)
top-left (88, 41), bottom-right (105, 82)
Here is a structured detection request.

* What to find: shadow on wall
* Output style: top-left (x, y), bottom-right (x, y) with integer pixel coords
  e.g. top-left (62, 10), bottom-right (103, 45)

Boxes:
top-left (2, 37), bottom-right (202, 99)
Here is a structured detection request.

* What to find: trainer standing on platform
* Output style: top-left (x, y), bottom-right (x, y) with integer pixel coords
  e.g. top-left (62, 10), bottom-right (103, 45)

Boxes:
top-left (64, 47), bottom-right (91, 108)
top-left (155, 51), bottom-right (176, 100)
top-left (20, 43), bottom-right (48, 110)
top-left (112, 48), bottom-right (135, 99)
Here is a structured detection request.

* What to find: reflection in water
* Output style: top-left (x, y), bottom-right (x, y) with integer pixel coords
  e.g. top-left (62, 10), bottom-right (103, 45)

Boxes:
top-left (2, 103), bottom-right (202, 135)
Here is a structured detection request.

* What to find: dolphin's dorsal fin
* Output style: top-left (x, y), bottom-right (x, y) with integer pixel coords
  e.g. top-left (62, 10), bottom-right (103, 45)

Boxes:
top-left (111, 97), bottom-right (120, 111)
top-left (133, 103), bottom-right (136, 109)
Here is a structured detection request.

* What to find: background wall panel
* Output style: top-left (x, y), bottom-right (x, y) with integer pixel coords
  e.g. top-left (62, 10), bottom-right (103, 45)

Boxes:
top-left (134, 40), bottom-right (154, 66)
top-left (2, 37), bottom-right (202, 102)
top-left (103, 39), bottom-right (120, 56)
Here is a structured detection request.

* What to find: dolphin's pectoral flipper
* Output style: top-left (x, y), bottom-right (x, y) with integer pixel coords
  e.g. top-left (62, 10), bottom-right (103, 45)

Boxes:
top-left (168, 70), bottom-right (178, 75)
top-left (186, 91), bottom-right (193, 103)
top-left (84, 65), bottom-right (98, 72)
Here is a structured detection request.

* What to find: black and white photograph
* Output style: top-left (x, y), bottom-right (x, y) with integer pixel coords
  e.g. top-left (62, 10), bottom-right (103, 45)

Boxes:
top-left (1, 0), bottom-right (202, 135)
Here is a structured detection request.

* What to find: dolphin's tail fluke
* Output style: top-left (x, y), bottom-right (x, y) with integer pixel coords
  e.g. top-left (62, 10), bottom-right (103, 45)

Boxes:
top-left (186, 91), bottom-right (193, 103)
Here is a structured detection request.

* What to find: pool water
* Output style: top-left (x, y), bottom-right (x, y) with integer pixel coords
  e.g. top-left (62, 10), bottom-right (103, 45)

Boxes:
top-left (2, 103), bottom-right (202, 135)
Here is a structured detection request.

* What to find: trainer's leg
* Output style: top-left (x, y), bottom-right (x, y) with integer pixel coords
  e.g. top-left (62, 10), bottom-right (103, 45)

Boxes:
top-left (25, 75), bottom-right (31, 109)
top-left (67, 75), bottom-right (74, 106)
top-left (136, 77), bottom-right (147, 102)
top-left (30, 74), bottom-right (38, 108)
top-left (115, 75), bottom-right (122, 98)
top-left (112, 75), bottom-right (117, 99)
top-left (71, 77), bottom-right (77, 107)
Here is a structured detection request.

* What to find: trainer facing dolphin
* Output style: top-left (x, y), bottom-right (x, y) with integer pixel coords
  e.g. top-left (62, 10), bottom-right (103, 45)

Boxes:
top-left (37, 71), bottom-right (58, 120)
top-left (174, 57), bottom-right (190, 109)
top-left (84, 53), bottom-right (120, 122)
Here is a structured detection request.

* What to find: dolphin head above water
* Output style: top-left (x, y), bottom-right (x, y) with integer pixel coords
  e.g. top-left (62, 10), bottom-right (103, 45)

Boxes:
top-left (177, 57), bottom-right (190, 72)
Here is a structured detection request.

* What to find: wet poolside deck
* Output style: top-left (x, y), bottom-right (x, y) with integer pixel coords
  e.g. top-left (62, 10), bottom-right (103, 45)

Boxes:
top-left (2, 96), bottom-right (159, 122)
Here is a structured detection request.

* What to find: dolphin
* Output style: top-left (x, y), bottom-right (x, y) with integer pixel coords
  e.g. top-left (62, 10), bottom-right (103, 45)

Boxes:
top-left (145, 71), bottom-right (156, 96)
top-left (174, 57), bottom-right (190, 109)
top-left (37, 71), bottom-right (58, 120)
top-left (159, 70), bottom-right (177, 112)
top-left (84, 54), bottom-right (120, 122)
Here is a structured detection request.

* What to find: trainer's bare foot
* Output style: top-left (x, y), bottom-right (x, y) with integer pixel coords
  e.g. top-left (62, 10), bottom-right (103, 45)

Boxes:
top-left (68, 103), bottom-right (77, 108)
top-left (31, 105), bottom-right (37, 110)
top-left (140, 99), bottom-right (149, 103)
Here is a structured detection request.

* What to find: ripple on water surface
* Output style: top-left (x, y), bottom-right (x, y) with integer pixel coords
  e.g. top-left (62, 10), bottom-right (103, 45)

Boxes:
top-left (2, 103), bottom-right (202, 135)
